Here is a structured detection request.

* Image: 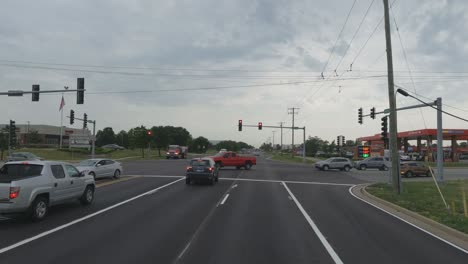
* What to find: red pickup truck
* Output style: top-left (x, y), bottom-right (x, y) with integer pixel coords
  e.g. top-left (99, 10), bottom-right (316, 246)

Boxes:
top-left (211, 151), bottom-right (257, 170)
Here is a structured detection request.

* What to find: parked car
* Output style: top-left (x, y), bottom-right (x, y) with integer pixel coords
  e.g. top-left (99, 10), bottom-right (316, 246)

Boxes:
top-left (186, 158), bottom-right (219, 185)
top-left (76, 159), bottom-right (123, 179)
top-left (400, 162), bottom-right (431, 177)
top-left (355, 156), bottom-right (389, 171)
top-left (0, 160), bottom-right (95, 221)
top-left (315, 157), bottom-right (353, 171)
top-left (7, 152), bottom-right (43, 162)
top-left (102, 144), bottom-right (125, 150)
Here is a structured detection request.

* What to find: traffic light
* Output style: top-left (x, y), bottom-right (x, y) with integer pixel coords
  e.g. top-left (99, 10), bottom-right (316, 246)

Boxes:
top-left (337, 136), bottom-right (340, 146)
top-left (342, 136), bottom-right (346, 146)
top-left (83, 113), bottom-right (88, 129)
top-left (238, 120), bottom-right (242, 131)
top-left (358, 146), bottom-right (371, 158)
top-left (147, 130), bottom-right (152, 136)
top-left (370, 107), bottom-right (376, 119)
top-left (32, 84), bottom-right (40, 102)
top-left (258, 122), bottom-right (262, 130)
top-left (381, 116), bottom-right (388, 141)
top-left (70, 110), bottom-right (75, 125)
top-left (77, 77), bottom-right (84, 104)
top-left (9, 120), bottom-right (16, 147)
top-left (358, 108), bottom-right (363, 124)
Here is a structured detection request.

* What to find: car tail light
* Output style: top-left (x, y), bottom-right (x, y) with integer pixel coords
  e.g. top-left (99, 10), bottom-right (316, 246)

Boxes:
top-left (186, 166), bottom-right (193, 172)
top-left (208, 167), bottom-right (213, 172)
top-left (9, 187), bottom-right (20, 199)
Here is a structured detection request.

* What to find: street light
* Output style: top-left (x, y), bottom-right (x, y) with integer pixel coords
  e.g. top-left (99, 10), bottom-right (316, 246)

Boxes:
top-left (397, 87), bottom-right (444, 182)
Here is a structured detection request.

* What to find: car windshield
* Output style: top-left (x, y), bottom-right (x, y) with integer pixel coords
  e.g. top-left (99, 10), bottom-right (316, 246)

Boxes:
top-left (0, 164), bottom-right (43, 182)
top-left (190, 160), bottom-right (210, 166)
top-left (79, 160), bottom-right (97, 166)
top-left (2, 2), bottom-right (466, 262)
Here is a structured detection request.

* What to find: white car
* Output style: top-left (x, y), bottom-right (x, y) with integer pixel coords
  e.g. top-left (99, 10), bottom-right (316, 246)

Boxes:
top-left (76, 159), bottom-right (123, 179)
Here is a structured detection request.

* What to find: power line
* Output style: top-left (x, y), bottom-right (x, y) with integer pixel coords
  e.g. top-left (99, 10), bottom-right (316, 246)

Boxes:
top-left (333, 0), bottom-right (376, 72)
top-left (321, 0), bottom-right (358, 74)
top-left (349, 0), bottom-right (397, 67)
top-left (392, 11), bottom-right (427, 128)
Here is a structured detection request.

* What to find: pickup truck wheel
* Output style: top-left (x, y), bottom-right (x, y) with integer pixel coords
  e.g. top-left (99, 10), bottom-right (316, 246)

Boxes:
top-left (31, 196), bottom-right (48, 222)
top-left (216, 162), bottom-right (222, 168)
top-left (236, 166), bottom-right (241, 170)
top-left (244, 162), bottom-right (252, 170)
top-left (80, 186), bottom-right (95, 205)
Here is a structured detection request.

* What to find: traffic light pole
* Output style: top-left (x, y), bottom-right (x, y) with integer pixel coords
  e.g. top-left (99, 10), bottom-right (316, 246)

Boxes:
top-left (67, 115), bottom-right (96, 159)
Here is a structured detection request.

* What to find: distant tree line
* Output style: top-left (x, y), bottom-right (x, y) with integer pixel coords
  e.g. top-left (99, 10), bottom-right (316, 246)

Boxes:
top-left (95, 126), bottom-right (253, 157)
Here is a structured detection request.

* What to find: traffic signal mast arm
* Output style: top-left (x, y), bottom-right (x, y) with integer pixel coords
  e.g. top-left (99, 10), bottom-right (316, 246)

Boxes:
top-left (241, 124), bottom-right (300, 129)
top-left (0, 89), bottom-right (84, 96)
top-left (66, 115), bottom-right (95, 124)
top-left (361, 101), bottom-right (437, 118)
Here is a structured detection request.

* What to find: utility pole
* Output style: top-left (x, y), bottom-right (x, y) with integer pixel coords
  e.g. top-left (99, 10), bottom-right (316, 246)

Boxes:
top-left (384, 0), bottom-right (401, 194)
top-left (288, 107), bottom-right (299, 156)
top-left (272, 131), bottom-right (276, 147)
top-left (279, 122), bottom-right (284, 154)
top-left (436, 97), bottom-right (443, 182)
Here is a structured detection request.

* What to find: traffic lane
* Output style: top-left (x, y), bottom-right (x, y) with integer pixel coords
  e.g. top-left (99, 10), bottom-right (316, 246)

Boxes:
top-left (178, 181), bottom-right (334, 264)
top-left (0, 179), bottom-right (236, 264)
top-left (0, 176), bottom-right (176, 249)
top-left (287, 183), bottom-right (468, 264)
top-left (122, 159), bottom-right (189, 176)
top-left (226, 158), bottom-right (366, 185)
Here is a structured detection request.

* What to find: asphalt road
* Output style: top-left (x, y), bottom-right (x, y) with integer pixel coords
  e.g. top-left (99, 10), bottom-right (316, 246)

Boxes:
top-left (0, 156), bottom-right (467, 263)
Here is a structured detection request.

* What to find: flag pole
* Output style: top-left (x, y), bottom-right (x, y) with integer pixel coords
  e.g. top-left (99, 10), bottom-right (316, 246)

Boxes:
top-left (59, 93), bottom-right (64, 149)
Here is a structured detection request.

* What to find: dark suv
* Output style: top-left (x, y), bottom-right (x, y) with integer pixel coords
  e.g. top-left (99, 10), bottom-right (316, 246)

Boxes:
top-left (186, 158), bottom-right (219, 185)
top-left (355, 156), bottom-right (389, 171)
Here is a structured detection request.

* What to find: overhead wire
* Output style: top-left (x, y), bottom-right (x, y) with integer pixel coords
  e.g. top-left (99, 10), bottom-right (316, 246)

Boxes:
top-left (391, 8), bottom-right (427, 128)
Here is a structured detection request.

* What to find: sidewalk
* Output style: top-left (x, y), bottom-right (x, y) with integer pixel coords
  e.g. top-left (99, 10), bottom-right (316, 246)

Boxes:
top-left (351, 184), bottom-right (468, 252)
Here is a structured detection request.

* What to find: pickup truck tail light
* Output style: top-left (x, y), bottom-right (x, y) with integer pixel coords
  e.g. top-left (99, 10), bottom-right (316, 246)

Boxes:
top-left (9, 187), bottom-right (20, 199)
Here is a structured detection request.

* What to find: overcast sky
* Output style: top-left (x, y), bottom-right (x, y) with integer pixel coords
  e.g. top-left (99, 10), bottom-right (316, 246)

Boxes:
top-left (1, 0), bottom-right (467, 147)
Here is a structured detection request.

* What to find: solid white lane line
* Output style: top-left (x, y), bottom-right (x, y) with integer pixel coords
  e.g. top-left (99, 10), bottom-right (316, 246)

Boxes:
top-left (349, 185), bottom-right (468, 254)
top-left (220, 177), bottom-right (355, 186)
top-left (220, 194), bottom-right (230, 205)
top-left (129, 175), bottom-right (184, 178)
top-left (126, 174), bottom-right (355, 187)
top-left (282, 181), bottom-right (344, 264)
top-left (0, 178), bottom-right (184, 255)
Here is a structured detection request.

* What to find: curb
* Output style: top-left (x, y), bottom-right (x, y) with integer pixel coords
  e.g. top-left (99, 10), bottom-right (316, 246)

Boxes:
top-left (351, 184), bottom-right (468, 252)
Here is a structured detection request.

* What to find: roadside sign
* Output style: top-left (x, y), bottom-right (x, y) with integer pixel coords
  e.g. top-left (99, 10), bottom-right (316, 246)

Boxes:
top-left (384, 108), bottom-right (390, 114)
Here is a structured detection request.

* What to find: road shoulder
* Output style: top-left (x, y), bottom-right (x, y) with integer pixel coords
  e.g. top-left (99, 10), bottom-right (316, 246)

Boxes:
top-left (351, 184), bottom-right (468, 253)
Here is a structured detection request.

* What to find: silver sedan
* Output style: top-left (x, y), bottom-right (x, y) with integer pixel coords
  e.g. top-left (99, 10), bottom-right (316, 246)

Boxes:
top-left (76, 159), bottom-right (123, 179)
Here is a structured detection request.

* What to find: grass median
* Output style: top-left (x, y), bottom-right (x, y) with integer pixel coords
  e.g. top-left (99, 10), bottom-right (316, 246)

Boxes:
top-left (269, 154), bottom-right (318, 165)
top-left (367, 180), bottom-right (468, 234)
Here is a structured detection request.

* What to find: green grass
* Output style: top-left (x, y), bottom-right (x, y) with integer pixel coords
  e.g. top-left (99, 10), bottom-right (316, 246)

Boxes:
top-left (367, 180), bottom-right (468, 234)
top-left (428, 162), bottom-right (468, 168)
top-left (270, 154), bottom-right (317, 165)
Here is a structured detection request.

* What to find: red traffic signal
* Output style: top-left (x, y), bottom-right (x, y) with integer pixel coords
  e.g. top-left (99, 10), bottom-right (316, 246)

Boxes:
top-left (147, 130), bottom-right (152, 136)
top-left (238, 120), bottom-right (243, 131)
top-left (258, 122), bottom-right (263, 130)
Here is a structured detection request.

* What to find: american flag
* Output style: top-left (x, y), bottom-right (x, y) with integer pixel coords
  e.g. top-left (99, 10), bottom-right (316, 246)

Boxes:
top-left (59, 95), bottom-right (65, 111)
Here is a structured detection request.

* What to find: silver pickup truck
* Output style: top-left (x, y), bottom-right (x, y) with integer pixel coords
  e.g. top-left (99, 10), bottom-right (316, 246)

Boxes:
top-left (0, 160), bottom-right (95, 221)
